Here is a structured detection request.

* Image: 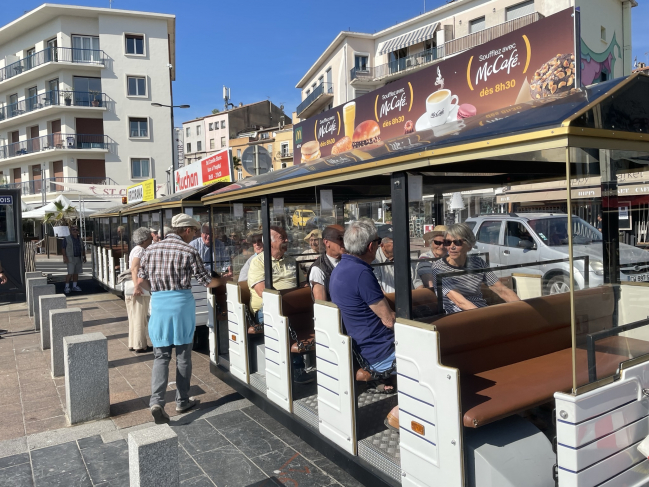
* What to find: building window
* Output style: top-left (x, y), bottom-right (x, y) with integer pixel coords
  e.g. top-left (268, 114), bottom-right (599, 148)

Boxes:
top-left (237, 169), bottom-right (243, 180)
top-left (129, 118), bottom-right (148, 138)
top-left (131, 158), bottom-right (150, 178)
top-left (196, 124), bottom-right (201, 136)
top-left (210, 139), bottom-right (215, 150)
top-left (318, 75), bottom-right (324, 86)
top-left (281, 142), bottom-right (289, 157)
top-left (125, 34), bottom-right (144, 55)
top-left (209, 123), bottom-right (213, 131)
top-left (197, 141), bottom-right (202, 152)
top-left (355, 55), bottom-right (368, 71)
top-left (127, 76), bottom-right (146, 96)
top-left (237, 149), bottom-right (241, 159)
top-left (469, 17), bottom-right (486, 34)
top-left (306, 89), bottom-right (311, 96)
top-left (268, 144), bottom-right (272, 153)
top-left (186, 127), bottom-right (190, 137)
top-left (186, 142), bottom-right (191, 153)
top-left (221, 120), bottom-right (226, 129)
top-left (72, 35), bottom-right (100, 62)
top-left (221, 137), bottom-right (226, 148)
top-left (281, 162), bottom-right (287, 169)
top-left (505, 1), bottom-right (535, 21)
top-left (354, 89), bottom-right (370, 99)
top-left (601, 26), bottom-right (607, 42)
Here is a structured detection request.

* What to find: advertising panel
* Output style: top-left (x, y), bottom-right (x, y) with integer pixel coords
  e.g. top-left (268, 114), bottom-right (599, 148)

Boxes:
top-left (127, 178), bottom-right (156, 204)
top-left (293, 8), bottom-right (576, 165)
top-left (201, 149), bottom-right (232, 185)
top-left (175, 161), bottom-right (203, 193)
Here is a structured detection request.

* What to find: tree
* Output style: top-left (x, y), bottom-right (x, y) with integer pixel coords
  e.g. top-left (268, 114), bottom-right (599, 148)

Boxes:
top-left (212, 108), bottom-right (220, 114)
top-left (43, 201), bottom-right (78, 228)
top-left (232, 156), bottom-right (241, 168)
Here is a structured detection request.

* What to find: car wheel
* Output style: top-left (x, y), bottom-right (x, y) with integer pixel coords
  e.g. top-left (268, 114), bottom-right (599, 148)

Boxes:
top-left (547, 275), bottom-right (571, 295)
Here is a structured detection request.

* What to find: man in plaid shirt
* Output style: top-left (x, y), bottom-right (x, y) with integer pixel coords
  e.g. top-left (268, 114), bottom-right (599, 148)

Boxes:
top-left (138, 214), bottom-right (223, 424)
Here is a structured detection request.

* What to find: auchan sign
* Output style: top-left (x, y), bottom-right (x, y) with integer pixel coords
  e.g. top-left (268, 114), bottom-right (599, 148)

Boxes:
top-left (175, 162), bottom-right (203, 192)
top-left (174, 148), bottom-right (232, 192)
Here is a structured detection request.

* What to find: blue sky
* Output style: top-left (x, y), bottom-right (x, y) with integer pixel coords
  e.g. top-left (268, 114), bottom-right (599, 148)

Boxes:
top-left (2, 0), bottom-right (648, 124)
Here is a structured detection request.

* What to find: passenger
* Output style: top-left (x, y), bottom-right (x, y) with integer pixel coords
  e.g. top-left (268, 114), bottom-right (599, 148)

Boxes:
top-left (432, 223), bottom-right (520, 314)
top-left (373, 226), bottom-right (423, 293)
top-left (238, 232), bottom-right (263, 282)
top-left (416, 225), bottom-right (447, 287)
top-left (150, 228), bottom-right (160, 243)
top-left (297, 229), bottom-right (322, 275)
top-left (190, 224), bottom-right (232, 275)
top-left (329, 220), bottom-right (399, 430)
top-left (308, 225), bottom-right (345, 301)
top-left (127, 227), bottom-right (152, 353)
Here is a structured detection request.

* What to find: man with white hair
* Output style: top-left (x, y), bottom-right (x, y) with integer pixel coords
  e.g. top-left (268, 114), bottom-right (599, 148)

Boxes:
top-left (373, 225), bottom-right (423, 293)
top-left (190, 223), bottom-right (231, 275)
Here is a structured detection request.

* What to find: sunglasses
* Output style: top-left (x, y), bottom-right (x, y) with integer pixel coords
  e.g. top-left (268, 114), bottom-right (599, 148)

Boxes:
top-left (371, 237), bottom-right (382, 246)
top-left (252, 239), bottom-right (263, 245)
top-left (443, 239), bottom-right (464, 247)
top-left (432, 240), bottom-right (444, 246)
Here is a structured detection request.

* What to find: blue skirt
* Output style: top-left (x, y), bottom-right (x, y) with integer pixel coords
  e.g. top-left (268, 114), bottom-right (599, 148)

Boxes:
top-left (149, 289), bottom-right (195, 347)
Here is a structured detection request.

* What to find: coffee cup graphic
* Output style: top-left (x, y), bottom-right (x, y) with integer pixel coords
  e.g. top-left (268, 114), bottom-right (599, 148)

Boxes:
top-left (426, 89), bottom-right (458, 128)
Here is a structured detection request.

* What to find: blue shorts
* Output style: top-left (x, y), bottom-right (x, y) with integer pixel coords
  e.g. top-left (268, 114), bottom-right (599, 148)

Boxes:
top-left (369, 350), bottom-right (396, 374)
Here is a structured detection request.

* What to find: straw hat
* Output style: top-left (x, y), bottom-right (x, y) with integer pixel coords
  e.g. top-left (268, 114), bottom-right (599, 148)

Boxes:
top-left (304, 229), bottom-right (322, 241)
top-left (423, 225), bottom-right (447, 246)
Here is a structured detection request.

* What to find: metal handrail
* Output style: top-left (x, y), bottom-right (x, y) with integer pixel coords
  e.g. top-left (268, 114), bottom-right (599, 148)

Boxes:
top-left (0, 133), bottom-right (112, 161)
top-left (434, 255), bottom-right (590, 315)
top-left (296, 82), bottom-right (334, 115)
top-left (0, 47), bottom-right (106, 82)
top-left (0, 90), bottom-right (107, 121)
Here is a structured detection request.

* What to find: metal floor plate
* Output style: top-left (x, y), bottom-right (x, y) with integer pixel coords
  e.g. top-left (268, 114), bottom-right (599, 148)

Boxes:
top-left (250, 372), bottom-right (267, 395)
top-left (294, 393), bottom-right (319, 430)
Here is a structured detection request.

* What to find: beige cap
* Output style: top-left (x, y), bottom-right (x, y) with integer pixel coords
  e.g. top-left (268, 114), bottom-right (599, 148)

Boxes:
top-left (171, 213), bottom-right (201, 229)
top-left (304, 229), bottom-right (322, 241)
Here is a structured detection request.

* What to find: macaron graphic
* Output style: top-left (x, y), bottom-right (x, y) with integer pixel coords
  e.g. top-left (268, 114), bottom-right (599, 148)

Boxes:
top-left (457, 104), bottom-right (477, 120)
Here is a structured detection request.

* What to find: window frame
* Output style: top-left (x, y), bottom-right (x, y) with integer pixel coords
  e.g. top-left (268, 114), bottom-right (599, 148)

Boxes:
top-left (126, 75), bottom-right (147, 97)
top-left (186, 142), bottom-right (191, 153)
top-left (130, 157), bottom-right (151, 179)
top-left (210, 138), bottom-right (215, 150)
top-left (209, 123), bottom-right (214, 131)
top-left (186, 127), bottom-right (190, 137)
top-left (124, 33), bottom-right (146, 57)
top-left (197, 140), bottom-right (202, 152)
top-left (354, 53), bottom-right (370, 72)
top-left (221, 120), bottom-right (226, 129)
top-left (128, 117), bottom-right (150, 140)
top-left (476, 220), bottom-right (504, 246)
top-left (196, 124), bottom-right (201, 136)
top-left (469, 16), bottom-right (486, 34)
top-left (221, 137), bottom-right (226, 148)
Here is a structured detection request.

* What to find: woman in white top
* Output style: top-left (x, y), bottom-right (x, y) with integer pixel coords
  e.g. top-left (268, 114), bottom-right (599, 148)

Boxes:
top-left (126, 227), bottom-right (153, 352)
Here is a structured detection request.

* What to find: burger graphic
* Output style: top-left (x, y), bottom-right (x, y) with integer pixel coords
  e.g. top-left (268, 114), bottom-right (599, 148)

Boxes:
top-left (352, 120), bottom-right (381, 149)
top-left (301, 140), bottom-right (321, 164)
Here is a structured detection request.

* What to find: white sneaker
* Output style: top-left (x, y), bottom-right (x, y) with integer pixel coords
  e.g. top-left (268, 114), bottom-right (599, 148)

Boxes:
top-left (64, 287), bottom-right (70, 294)
top-left (72, 285), bottom-right (82, 292)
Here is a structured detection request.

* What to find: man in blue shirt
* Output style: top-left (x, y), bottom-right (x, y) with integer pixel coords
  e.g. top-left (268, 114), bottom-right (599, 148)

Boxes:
top-left (330, 220), bottom-right (399, 432)
top-left (189, 223), bottom-right (232, 276)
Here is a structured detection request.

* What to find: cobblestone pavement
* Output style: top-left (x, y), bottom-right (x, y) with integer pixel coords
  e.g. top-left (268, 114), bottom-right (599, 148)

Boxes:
top-left (0, 293), bottom-right (364, 487)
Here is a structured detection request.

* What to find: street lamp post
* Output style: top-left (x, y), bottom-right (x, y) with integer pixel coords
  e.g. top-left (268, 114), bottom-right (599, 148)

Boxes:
top-left (151, 102), bottom-right (190, 194)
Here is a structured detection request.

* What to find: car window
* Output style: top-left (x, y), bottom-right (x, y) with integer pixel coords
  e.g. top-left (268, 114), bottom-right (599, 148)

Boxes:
top-left (476, 221), bottom-right (502, 245)
top-left (504, 221), bottom-right (535, 248)
top-left (464, 221), bottom-right (477, 231)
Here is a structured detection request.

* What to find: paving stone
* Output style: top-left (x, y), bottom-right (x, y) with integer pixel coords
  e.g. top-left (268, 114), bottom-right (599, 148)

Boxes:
top-left (171, 419), bottom-right (228, 455)
top-left (204, 409), bottom-right (252, 431)
top-left (39, 295), bottom-right (67, 350)
top-left (252, 446), bottom-right (336, 487)
top-left (219, 420), bottom-right (286, 458)
top-left (0, 461), bottom-right (33, 487)
top-left (32, 285), bottom-right (56, 330)
top-left (79, 439), bottom-right (128, 484)
top-left (30, 441), bottom-right (85, 479)
top-left (128, 424), bottom-right (178, 487)
top-left (178, 446), bottom-right (203, 481)
top-left (64, 333), bottom-right (110, 424)
top-left (0, 452), bottom-right (29, 469)
top-left (193, 445), bottom-right (268, 487)
top-left (26, 277), bottom-right (48, 317)
top-left (180, 475), bottom-right (215, 486)
top-left (49, 308), bottom-right (83, 378)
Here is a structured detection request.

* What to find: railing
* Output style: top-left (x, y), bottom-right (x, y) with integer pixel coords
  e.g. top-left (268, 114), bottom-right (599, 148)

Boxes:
top-left (296, 82), bottom-right (333, 116)
top-left (0, 90), bottom-right (107, 121)
top-left (350, 12), bottom-right (542, 83)
top-left (0, 47), bottom-right (106, 82)
top-left (0, 133), bottom-right (111, 161)
top-left (277, 151), bottom-right (293, 159)
top-left (1, 176), bottom-right (118, 196)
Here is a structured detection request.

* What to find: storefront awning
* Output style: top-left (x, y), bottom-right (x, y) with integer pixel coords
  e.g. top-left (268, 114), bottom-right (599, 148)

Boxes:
top-left (377, 22), bottom-right (439, 55)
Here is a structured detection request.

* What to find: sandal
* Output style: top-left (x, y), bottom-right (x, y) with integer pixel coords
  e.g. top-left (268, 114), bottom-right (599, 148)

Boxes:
top-left (367, 379), bottom-right (396, 395)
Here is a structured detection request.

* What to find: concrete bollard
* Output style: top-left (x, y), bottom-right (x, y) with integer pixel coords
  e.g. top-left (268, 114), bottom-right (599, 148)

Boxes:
top-left (64, 332), bottom-right (109, 425)
top-left (129, 425), bottom-right (179, 487)
top-left (40, 295), bottom-right (67, 350)
top-left (26, 277), bottom-right (47, 317)
top-left (32, 285), bottom-right (56, 330)
top-left (50, 308), bottom-right (83, 377)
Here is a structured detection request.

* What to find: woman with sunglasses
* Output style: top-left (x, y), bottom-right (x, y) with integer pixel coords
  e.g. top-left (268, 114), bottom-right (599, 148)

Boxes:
top-left (432, 223), bottom-right (519, 314)
top-left (416, 225), bottom-right (447, 287)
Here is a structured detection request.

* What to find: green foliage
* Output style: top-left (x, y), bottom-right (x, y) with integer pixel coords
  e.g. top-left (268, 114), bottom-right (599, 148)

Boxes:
top-left (212, 108), bottom-right (220, 114)
top-left (43, 201), bottom-right (78, 227)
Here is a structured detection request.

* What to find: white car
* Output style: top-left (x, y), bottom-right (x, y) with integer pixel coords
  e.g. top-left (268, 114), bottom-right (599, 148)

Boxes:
top-left (465, 213), bottom-right (649, 294)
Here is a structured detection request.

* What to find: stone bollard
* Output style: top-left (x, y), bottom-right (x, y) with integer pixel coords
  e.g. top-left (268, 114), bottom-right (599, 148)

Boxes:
top-left (50, 308), bottom-right (83, 378)
top-left (64, 332), bottom-right (109, 425)
top-left (40, 295), bottom-right (67, 350)
top-left (32, 285), bottom-right (56, 330)
top-left (26, 277), bottom-right (47, 317)
top-left (129, 425), bottom-right (179, 487)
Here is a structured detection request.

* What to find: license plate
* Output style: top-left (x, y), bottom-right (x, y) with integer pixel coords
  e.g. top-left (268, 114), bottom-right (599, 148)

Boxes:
top-left (630, 274), bottom-right (649, 282)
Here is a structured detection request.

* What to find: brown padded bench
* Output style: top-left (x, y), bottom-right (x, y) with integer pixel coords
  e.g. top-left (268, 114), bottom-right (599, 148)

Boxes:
top-left (435, 286), bottom-right (649, 428)
top-left (279, 287), bottom-right (315, 353)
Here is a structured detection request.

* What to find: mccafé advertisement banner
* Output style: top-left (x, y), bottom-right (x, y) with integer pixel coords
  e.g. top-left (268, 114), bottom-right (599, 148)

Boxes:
top-left (175, 149), bottom-right (233, 193)
top-left (293, 8), bottom-right (577, 165)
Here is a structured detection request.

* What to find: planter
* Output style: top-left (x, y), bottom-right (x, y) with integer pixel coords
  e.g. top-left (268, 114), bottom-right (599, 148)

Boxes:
top-left (65, 99), bottom-right (71, 106)
top-left (53, 226), bottom-right (70, 237)
top-left (92, 100), bottom-right (100, 107)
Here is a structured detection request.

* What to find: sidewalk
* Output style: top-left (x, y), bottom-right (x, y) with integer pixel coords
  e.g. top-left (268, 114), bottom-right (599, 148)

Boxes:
top-left (0, 293), bottom-right (363, 487)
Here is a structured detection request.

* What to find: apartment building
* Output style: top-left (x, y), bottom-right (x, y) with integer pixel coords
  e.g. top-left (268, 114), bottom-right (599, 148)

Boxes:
top-left (295, 0), bottom-right (635, 119)
top-left (228, 124), bottom-right (294, 181)
top-left (182, 101), bottom-right (289, 166)
top-left (0, 4), bottom-right (175, 205)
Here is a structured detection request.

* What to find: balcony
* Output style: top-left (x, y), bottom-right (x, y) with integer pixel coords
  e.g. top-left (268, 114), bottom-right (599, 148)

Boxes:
top-left (0, 133), bottom-right (111, 163)
top-left (350, 12), bottom-right (543, 83)
top-left (277, 150), bottom-right (293, 159)
top-left (0, 47), bottom-right (107, 90)
top-left (1, 176), bottom-right (119, 196)
top-left (296, 82), bottom-right (334, 119)
top-left (0, 90), bottom-right (107, 128)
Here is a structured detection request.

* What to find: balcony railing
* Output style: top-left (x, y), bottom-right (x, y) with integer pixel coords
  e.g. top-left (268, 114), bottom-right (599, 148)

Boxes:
top-left (350, 12), bottom-right (542, 83)
top-left (0, 47), bottom-right (106, 82)
top-left (296, 82), bottom-right (333, 116)
top-left (0, 133), bottom-right (111, 161)
top-left (1, 177), bottom-right (119, 196)
top-left (0, 90), bottom-right (107, 122)
top-left (277, 151), bottom-right (293, 159)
